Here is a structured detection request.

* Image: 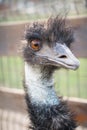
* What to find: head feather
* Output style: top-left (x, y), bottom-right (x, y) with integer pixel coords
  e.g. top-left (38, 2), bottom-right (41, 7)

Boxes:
top-left (25, 16), bottom-right (74, 47)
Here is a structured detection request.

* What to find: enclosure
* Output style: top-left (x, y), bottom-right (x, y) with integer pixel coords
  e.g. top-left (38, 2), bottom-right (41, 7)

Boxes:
top-left (0, 0), bottom-right (87, 130)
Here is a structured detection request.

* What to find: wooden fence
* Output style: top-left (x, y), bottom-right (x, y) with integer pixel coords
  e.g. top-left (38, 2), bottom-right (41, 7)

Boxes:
top-left (0, 17), bottom-right (87, 130)
top-left (0, 17), bottom-right (87, 57)
top-left (0, 87), bottom-right (87, 130)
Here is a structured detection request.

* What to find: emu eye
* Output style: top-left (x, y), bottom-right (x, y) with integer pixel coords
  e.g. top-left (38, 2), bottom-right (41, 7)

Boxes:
top-left (30, 39), bottom-right (41, 51)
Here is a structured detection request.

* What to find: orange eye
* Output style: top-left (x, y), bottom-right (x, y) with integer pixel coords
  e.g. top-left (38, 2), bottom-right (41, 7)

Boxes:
top-left (30, 40), bottom-right (41, 51)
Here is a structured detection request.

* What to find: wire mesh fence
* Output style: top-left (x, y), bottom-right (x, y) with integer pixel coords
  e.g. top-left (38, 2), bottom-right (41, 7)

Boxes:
top-left (0, 0), bottom-right (87, 130)
top-left (0, 109), bottom-right (28, 130)
top-left (0, 56), bottom-right (87, 98)
top-left (0, 108), bottom-right (87, 130)
top-left (0, 20), bottom-right (87, 129)
top-left (0, 56), bottom-right (23, 89)
top-left (0, 87), bottom-right (87, 130)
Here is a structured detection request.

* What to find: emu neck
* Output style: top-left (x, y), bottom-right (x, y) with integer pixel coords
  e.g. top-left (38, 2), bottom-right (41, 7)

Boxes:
top-left (25, 62), bottom-right (59, 106)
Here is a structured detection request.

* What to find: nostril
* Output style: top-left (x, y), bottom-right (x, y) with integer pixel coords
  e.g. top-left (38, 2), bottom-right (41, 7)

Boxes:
top-left (59, 55), bottom-right (67, 58)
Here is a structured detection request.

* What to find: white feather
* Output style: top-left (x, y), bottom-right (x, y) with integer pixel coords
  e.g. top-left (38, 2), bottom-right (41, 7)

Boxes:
top-left (25, 62), bottom-right (59, 105)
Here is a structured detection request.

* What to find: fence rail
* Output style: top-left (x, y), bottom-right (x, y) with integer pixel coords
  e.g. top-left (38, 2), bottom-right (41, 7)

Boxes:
top-left (0, 17), bottom-right (87, 98)
top-left (0, 88), bottom-right (87, 130)
top-left (0, 17), bottom-right (87, 57)
top-left (0, 17), bottom-right (87, 130)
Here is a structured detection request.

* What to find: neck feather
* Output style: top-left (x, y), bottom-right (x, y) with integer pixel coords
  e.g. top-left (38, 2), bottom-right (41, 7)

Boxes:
top-left (24, 62), bottom-right (76, 130)
top-left (24, 62), bottom-right (59, 106)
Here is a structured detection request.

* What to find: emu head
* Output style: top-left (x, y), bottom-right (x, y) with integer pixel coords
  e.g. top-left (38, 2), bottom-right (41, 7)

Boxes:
top-left (22, 16), bottom-right (80, 70)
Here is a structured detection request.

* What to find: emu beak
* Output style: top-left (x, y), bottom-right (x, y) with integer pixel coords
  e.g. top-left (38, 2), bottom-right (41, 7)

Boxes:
top-left (37, 43), bottom-right (80, 70)
top-left (50, 43), bottom-right (80, 70)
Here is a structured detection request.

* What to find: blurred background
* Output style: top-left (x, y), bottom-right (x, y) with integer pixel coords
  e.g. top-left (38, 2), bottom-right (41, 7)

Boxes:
top-left (0, 0), bottom-right (87, 130)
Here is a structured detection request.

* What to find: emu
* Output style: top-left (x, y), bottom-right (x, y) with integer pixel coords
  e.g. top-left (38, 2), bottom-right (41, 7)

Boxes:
top-left (22, 16), bottom-right (80, 130)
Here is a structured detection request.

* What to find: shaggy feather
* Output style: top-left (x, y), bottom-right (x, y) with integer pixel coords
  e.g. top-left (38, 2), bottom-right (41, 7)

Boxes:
top-left (25, 16), bottom-right (74, 47)
top-left (46, 16), bottom-right (74, 46)
top-left (25, 92), bottom-right (76, 130)
top-left (23, 16), bottom-right (77, 130)
top-left (23, 16), bottom-right (74, 64)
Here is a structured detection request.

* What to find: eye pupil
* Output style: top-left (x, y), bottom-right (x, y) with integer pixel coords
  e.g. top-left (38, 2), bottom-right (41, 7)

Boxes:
top-left (34, 43), bottom-right (39, 47)
top-left (30, 39), bottom-right (41, 51)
